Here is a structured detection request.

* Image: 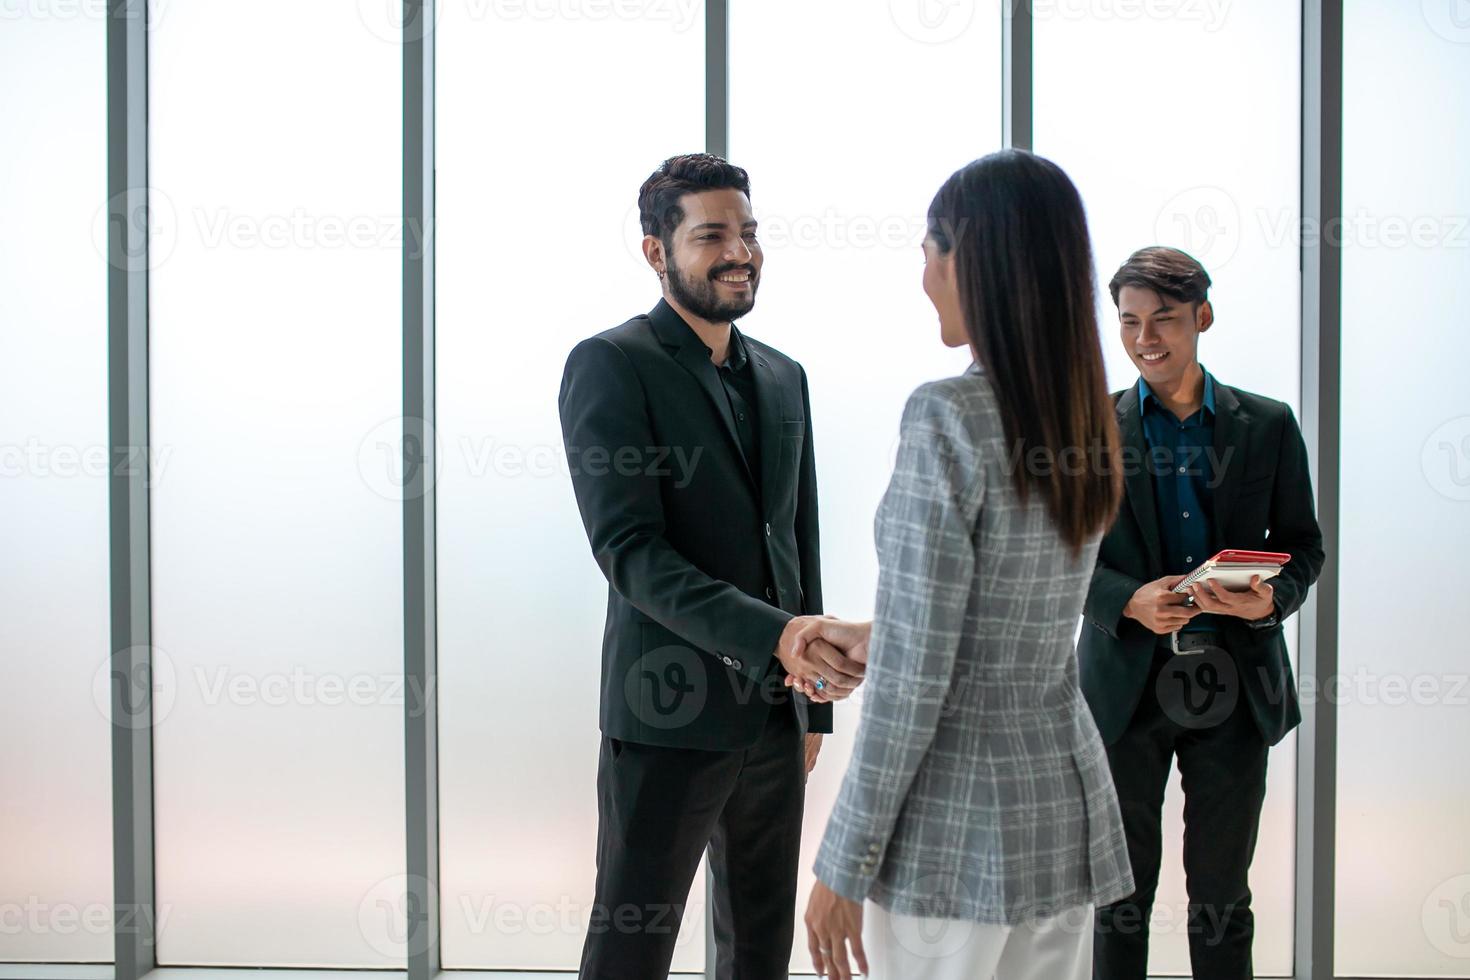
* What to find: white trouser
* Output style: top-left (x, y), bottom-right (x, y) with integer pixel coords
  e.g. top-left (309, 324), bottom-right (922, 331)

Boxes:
top-left (862, 899), bottom-right (1094, 980)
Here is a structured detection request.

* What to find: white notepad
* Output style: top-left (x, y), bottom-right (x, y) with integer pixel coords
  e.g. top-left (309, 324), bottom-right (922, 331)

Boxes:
top-left (1172, 549), bottom-right (1291, 593)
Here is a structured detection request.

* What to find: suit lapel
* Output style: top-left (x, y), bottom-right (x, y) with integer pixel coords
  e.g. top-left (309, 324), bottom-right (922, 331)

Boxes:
top-left (648, 300), bottom-right (758, 493)
top-left (1209, 382), bottom-right (1249, 546)
top-left (1117, 386), bottom-right (1166, 577)
top-left (748, 349), bottom-right (785, 509)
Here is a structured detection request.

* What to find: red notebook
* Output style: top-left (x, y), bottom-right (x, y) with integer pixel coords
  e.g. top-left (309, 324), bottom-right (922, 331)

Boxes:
top-left (1173, 549), bottom-right (1291, 593)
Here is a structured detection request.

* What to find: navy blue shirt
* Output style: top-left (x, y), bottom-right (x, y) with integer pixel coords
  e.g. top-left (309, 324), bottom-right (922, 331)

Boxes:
top-left (1139, 368), bottom-right (1218, 634)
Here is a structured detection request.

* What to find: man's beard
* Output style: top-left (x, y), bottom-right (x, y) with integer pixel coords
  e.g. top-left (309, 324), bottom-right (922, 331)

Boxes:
top-left (665, 252), bottom-right (758, 323)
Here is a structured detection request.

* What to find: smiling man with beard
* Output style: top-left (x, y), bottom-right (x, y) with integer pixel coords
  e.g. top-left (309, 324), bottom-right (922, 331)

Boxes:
top-left (558, 153), bottom-right (866, 979)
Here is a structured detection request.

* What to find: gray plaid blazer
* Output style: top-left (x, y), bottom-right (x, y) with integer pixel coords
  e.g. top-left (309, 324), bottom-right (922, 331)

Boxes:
top-left (813, 361), bottom-right (1134, 922)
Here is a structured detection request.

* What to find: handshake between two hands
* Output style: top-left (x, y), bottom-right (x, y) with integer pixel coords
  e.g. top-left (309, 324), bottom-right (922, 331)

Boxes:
top-left (775, 616), bottom-right (874, 704)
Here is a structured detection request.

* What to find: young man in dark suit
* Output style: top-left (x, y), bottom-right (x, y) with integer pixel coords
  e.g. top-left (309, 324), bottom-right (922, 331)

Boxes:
top-left (558, 154), bottom-right (866, 980)
top-left (1079, 247), bottom-right (1325, 980)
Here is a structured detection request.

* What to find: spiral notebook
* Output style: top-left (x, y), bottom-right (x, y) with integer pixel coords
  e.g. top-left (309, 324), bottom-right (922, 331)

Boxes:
top-left (1172, 549), bottom-right (1292, 593)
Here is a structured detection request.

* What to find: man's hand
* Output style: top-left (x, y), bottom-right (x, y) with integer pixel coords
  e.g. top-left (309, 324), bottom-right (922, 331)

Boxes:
top-left (777, 616), bottom-right (866, 701)
top-left (804, 733), bottom-right (822, 773)
top-left (1187, 574), bottom-right (1276, 621)
top-left (1123, 575), bottom-right (1201, 635)
top-left (784, 618), bottom-right (872, 703)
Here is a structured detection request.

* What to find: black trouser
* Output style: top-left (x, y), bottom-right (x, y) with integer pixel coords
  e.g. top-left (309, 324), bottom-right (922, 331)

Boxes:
top-left (579, 702), bottom-right (806, 980)
top-left (1094, 644), bottom-right (1269, 980)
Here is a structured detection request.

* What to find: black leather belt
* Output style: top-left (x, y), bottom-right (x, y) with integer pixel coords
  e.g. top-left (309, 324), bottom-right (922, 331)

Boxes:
top-left (1161, 629), bottom-right (1226, 655)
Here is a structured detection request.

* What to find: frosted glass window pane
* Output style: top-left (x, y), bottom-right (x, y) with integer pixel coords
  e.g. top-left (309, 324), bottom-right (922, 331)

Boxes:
top-left (435, 3), bottom-right (706, 969)
top-left (0, 12), bottom-right (112, 965)
top-left (1336, 2), bottom-right (1470, 975)
top-left (729, 3), bottom-right (999, 972)
top-left (148, 1), bottom-right (404, 966)
top-left (1034, 5), bottom-right (1300, 975)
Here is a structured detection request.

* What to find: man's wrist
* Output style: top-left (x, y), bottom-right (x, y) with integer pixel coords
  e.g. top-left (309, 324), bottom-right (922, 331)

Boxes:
top-left (774, 613), bottom-right (803, 660)
top-left (1245, 602), bottom-right (1280, 629)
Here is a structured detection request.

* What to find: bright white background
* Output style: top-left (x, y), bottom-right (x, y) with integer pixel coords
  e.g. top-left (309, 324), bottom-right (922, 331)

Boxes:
top-left (1336, 0), bottom-right (1470, 975)
top-left (147, 0), bottom-right (405, 966)
top-left (0, 10), bottom-right (112, 965)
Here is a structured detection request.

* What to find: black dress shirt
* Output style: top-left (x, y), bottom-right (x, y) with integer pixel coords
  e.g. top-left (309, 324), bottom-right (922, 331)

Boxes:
top-left (716, 325), bottom-right (762, 492)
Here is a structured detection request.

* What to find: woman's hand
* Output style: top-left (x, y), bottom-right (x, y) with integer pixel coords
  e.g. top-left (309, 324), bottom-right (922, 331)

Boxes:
top-left (805, 880), bottom-right (868, 978)
top-left (785, 619), bottom-right (872, 703)
top-left (777, 616), bottom-right (867, 701)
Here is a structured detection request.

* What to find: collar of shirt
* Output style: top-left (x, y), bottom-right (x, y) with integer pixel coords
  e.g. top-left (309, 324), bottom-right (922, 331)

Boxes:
top-left (658, 301), bottom-right (748, 371)
top-left (719, 322), bottom-right (750, 372)
top-left (1137, 365), bottom-right (1216, 422)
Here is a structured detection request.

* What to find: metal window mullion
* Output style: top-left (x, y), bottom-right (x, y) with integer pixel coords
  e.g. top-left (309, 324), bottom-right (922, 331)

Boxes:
top-left (403, 2), bottom-right (439, 980)
top-left (702, 5), bottom-right (729, 977)
top-left (705, 0), bottom-right (729, 161)
top-left (1296, 0), bottom-right (1343, 978)
top-left (1002, 0), bottom-right (1033, 151)
top-left (107, 0), bottom-right (156, 978)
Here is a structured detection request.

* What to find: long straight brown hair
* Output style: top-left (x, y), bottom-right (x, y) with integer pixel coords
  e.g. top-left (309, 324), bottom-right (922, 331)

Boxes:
top-left (928, 150), bottom-right (1123, 555)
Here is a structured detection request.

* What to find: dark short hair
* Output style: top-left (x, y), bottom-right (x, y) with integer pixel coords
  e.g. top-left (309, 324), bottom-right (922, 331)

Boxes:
top-left (637, 153), bottom-right (751, 244)
top-left (1108, 246), bottom-right (1212, 307)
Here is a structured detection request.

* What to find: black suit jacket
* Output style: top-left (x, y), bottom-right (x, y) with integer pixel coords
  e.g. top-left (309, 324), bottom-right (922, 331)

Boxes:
top-left (558, 299), bottom-right (831, 751)
top-left (1078, 379), bottom-right (1325, 748)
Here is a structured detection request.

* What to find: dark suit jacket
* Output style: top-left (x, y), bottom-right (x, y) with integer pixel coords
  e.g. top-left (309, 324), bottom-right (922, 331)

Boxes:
top-left (558, 299), bottom-right (831, 751)
top-left (1079, 379), bottom-right (1325, 748)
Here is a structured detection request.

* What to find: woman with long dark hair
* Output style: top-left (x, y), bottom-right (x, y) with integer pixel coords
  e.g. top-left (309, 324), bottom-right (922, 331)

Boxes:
top-left (793, 150), bottom-right (1133, 978)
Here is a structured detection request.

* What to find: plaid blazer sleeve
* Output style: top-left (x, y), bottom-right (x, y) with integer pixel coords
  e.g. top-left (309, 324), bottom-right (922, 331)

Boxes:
top-left (812, 381), bottom-right (985, 903)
